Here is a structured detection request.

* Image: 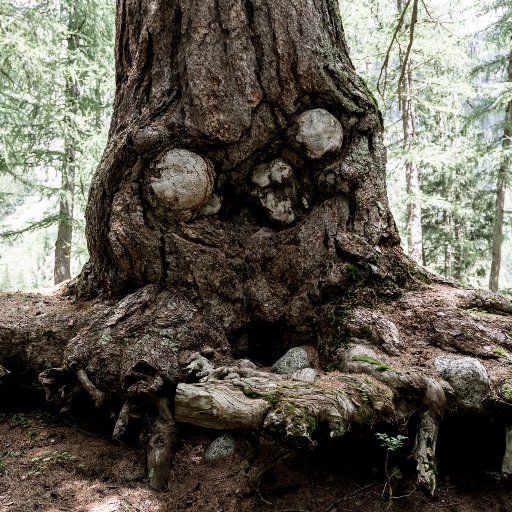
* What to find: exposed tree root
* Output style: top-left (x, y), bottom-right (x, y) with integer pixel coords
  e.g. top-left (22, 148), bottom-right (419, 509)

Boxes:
top-left (2, 281), bottom-right (512, 493)
top-left (76, 368), bottom-right (105, 407)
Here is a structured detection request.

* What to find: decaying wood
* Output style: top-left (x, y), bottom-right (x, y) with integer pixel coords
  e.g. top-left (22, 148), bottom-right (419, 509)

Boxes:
top-left (175, 383), bottom-right (271, 430)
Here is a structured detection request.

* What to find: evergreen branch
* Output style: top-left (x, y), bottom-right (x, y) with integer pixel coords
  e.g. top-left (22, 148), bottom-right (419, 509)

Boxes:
top-left (397, 0), bottom-right (419, 101)
top-left (377, 0), bottom-right (412, 99)
top-left (0, 213), bottom-right (60, 239)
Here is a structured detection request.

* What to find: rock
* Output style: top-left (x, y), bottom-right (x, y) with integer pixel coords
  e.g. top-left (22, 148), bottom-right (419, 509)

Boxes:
top-left (150, 149), bottom-right (215, 211)
top-left (340, 345), bottom-right (403, 389)
top-left (434, 356), bottom-right (490, 410)
top-left (201, 193), bottom-right (222, 215)
top-left (204, 434), bottom-right (237, 461)
top-left (269, 159), bottom-right (293, 184)
top-left (343, 345), bottom-right (389, 372)
top-left (295, 108), bottom-right (343, 159)
top-left (252, 163), bottom-right (271, 187)
top-left (291, 368), bottom-right (317, 383)
top-left (272, 347), bottom-right (310, 375)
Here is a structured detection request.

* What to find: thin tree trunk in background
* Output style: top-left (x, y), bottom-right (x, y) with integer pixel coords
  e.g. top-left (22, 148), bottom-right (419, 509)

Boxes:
top-left (489, 50), bottom-right (512, 292)
top-left (397, 0), bottom-right (423, 266)
top-left (54, 5), bottom-right (78, 284)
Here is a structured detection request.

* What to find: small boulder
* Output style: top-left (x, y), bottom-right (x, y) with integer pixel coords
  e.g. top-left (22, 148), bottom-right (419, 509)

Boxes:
top-left (272, 347), bottom-right (310, 375)
top-left (204, 434), bottom-right (237, 461)
top-left (291, 368), bottom-right (317, 383)
top-left (434, 356), bottom-right (490, 410)
top-left (295, 108), bottom-right (343, 159)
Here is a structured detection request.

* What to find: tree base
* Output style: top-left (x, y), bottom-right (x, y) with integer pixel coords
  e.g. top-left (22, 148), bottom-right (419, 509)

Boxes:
top-left (2, 275), bottom-right (512, 493)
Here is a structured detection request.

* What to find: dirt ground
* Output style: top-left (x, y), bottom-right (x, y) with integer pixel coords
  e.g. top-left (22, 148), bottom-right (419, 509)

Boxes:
top-left (2, 411), bottom-right (512, 512)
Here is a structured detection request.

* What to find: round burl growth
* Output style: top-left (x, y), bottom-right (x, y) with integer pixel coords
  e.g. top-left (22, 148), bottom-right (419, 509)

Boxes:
top-left (251, 159), bottom-right (296, 225)
top-left (295, 108), bottom-right (343, 159)
top-left (150, 149), bottom-right (215, 211)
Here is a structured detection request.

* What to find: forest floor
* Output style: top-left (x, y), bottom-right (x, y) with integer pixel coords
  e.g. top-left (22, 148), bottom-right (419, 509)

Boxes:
top-left (1, 411), bottom-right (512, 512)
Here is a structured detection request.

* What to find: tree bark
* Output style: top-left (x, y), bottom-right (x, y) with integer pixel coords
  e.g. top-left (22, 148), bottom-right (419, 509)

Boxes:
top-left (397, 0), bottom-right (423, 266)
top-left (54, 2), bottom-right (78, 284)
top-left (489, 49), bottom-right (512, 293)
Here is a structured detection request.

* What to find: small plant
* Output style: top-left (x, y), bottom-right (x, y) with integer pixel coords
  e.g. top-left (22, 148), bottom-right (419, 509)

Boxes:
top-left (502, 381), bottom-right (512, 402)
top-left (345, 263), bottom-right (362, 282)
top-left (352, 355), bottom-right (391, 372)
top-left (492, 347), bottom-right (509, 358)
top-left (375, 432), bottom-right (408, 502)
top-left (11, 413), bottom-right (30, 429)
top-left (264, 392), bottom-right (281, 407)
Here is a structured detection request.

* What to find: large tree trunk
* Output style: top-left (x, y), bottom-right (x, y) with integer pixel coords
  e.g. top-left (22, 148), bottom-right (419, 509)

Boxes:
top-left (3, 0), bottom-right (512, 499)
top-left (83, 0), bottom-right (399, 298)
top-left (79, 0), bottom-right (403, 369)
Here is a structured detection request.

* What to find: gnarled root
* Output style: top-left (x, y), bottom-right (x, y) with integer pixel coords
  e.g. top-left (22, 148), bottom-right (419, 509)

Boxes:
top-left (412, 379), bottom-right (445, 495)
top-left (147, 398), bottom-right (176, 491)
top-left (76, 369), bottom-right (105, 408)
top-left (501, 427), bottom-right (512, 477)
top-left (413, 410), bottom-right (440, 495)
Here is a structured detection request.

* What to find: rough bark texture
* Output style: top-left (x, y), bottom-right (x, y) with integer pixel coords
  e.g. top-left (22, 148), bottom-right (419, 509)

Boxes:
top-left (489, 49), bottom-right (512, 292)
top-left (397, 0), bottom-right (423, 266)
top-left (83, 0), bottom-right (398, 304)
top-left (54, 5), bottom-right (78, 285)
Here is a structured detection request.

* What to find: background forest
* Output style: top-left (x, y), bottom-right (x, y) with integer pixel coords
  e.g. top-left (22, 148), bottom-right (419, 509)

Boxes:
top-left (0, 0), bottom-right (510, 293)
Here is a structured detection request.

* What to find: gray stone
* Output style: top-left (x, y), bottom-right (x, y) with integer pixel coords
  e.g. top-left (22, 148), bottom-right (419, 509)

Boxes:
top-left (434, 356), bottom-right (490, 410)
top-left (204, 434), bottom-right (237, 461)
top-left (252, 163), bottom-right (271, 187)
top-left (343, 345), bottom-right (389, 373)
top-left (186, 352), bottom-right (214, 378)
top-left (150, 149), bottom-right (214, 211)
top-left (252, 159), bottom-right (293, 188)
top-left (295, 108), bottom-right (343, 159)
top-left (201, 193), bottom-right (222, 216)
top-left (291, 368), bottom-right (317, 383)
top-left (272, 347), bottom-right (310, 375)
